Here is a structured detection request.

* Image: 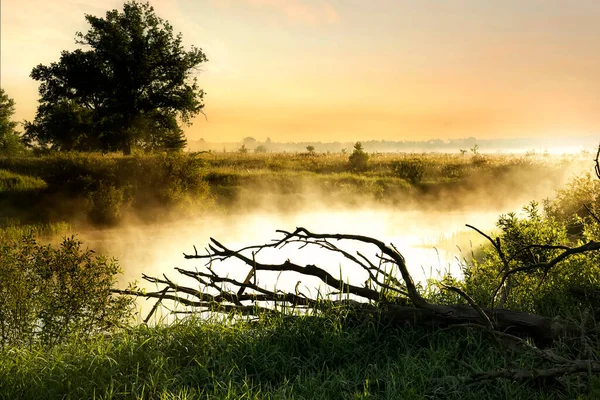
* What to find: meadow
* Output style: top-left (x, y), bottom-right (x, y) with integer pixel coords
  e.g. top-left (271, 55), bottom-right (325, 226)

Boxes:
top-left (0, 149), bottom-right (599, 399)
top-left (0, 150), bottom-right (588, 225)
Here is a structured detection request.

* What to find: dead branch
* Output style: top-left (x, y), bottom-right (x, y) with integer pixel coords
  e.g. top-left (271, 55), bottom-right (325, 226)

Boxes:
top-left (115, 227), bottom-right (588, 341)
top-left (493, 240), bottom-right (600, 301)
top-left (468, 361), bottom-right (600, 385)
top-left (466, 224), bottom-right (511, 308)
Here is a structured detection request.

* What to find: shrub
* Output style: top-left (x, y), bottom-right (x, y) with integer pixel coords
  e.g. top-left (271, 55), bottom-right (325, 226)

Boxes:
top-left (0, 235), bottom-right (133, 348)
top-left (545, 172), bottom-right (600, 228)
top-left (459, 201), bottom-right (600, 316)
top-left (392, 159), bottom-right (425, 184)
top-left (87, 181), bottom-right (127, 225)
top-left (348, 142), bottom-right (369, 170)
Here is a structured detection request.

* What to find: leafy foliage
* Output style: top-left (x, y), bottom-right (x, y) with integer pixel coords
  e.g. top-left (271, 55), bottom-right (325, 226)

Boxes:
top-left (0, 89), bottom-right (27, 156)
top-left (0, 235), bottom-right (133, 348)
top-left (545, 172), bottom-right (600, 230)
top-left (26, 1), bottom-right (207, 154)
top-left (460, 201), bottom-right (600, 316)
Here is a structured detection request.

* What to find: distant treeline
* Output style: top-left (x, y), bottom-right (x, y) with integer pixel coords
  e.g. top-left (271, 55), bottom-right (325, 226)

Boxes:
top-left (188, 135), bottom-right (599, 154)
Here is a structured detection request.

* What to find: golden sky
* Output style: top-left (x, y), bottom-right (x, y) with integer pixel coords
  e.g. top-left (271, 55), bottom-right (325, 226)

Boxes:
top-left (2, 0), bottom-right (600, 142)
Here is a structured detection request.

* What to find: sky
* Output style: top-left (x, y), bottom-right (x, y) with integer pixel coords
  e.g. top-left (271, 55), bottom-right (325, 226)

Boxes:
top-left (2, 0), bottom-right (600, 143)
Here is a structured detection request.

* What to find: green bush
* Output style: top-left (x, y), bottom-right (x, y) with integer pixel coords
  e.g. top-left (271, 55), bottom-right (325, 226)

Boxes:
top-left (348, 142), bottom-right (369, 170)
top-left (545, 172), bottom-right (600, 228)
top-left (392, 158), bottom-right (425, 184)
top-left (87, 181), bottom-right (128, 225)
top-left (0, 235), bottom-right (133, 348)
top-left (458, 201), bottom-right (600, 316)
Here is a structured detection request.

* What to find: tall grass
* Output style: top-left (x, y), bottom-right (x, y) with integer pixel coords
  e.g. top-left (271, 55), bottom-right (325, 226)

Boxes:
top-left (1, 313), bottom-right (597, 399)
top-left (0, 169), bottom-right (46, 192)
top-left (0, 153), bottom-right (211, 225)
top-left (0, 221), bottom-right (71, 242)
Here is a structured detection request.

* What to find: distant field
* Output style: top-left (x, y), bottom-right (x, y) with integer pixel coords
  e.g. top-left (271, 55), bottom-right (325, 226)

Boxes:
top-left (0, 151), bottom-right (590, 226)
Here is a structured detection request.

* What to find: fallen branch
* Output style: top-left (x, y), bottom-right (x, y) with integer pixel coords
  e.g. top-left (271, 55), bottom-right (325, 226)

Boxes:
top-left (116, 227), bottom-right (586, 343)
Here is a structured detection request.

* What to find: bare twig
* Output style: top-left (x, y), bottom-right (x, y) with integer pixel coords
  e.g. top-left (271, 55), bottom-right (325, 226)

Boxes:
top-left (441, 285), bottom-right (494, 330)
top-left (495, 240), bottom-right (600, 297)
top-left (583, 203), bottom-right (600, 225)
top-left (466, 224), bottom-right (511, 308)
top-left (143, 287), bottom-right (169, 324)
top-left (595, 143), bottom-right (600, 179)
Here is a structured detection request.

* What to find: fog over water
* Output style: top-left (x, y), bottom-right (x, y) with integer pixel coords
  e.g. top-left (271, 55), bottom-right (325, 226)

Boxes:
top-left (77, 206), bottom-right (528, 317)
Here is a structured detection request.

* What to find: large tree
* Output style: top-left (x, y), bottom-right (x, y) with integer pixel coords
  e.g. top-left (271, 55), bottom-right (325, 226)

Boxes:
top-left (26, 1), bottom-right (207, 154)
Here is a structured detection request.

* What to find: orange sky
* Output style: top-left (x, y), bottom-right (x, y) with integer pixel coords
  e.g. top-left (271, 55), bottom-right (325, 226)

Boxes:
top-left (2, 0), bottom-right (600, 142)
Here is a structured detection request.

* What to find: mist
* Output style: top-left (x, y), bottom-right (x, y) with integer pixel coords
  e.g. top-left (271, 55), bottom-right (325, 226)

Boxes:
top-left (71, 154), bottom-right (591, 316)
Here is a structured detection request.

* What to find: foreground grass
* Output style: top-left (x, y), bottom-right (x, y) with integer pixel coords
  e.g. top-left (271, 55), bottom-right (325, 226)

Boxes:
top-left (1, 314), bottom-right (598, 400)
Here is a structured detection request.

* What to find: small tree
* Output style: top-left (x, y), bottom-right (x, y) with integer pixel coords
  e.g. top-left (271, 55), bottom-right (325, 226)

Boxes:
top-left (238, 144), bottom-right (248, 154)
top-left (306, 145), bottom-right (316, 155)
top-left (348, 142), bottom-right (369, 170)
top-left (254, 145), bottom-right (267, 153)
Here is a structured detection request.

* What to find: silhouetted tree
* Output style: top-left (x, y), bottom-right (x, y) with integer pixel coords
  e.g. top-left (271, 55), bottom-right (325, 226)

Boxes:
top-left (26, 1), bottom-right (207, 154)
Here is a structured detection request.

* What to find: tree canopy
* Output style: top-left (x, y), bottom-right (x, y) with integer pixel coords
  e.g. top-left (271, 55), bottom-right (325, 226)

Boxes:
top-left (25, 1), bottom-right (208, 154)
